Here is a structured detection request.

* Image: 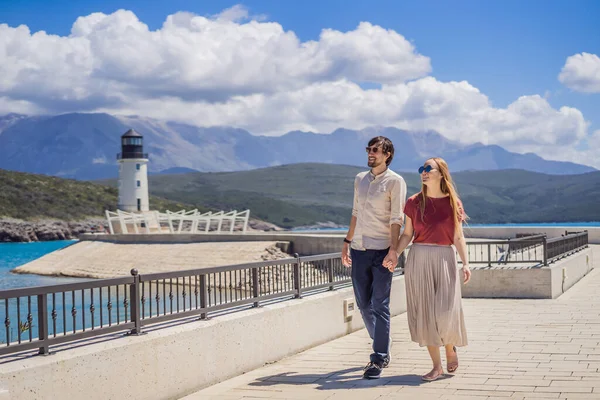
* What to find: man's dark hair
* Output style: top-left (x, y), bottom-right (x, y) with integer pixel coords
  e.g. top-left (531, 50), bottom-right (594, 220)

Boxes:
top-left (368, 136), bottom-right (394, 166)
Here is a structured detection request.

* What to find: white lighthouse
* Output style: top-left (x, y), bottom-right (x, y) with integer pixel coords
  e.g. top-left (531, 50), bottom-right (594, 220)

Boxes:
top-left (117, 129), bottom-right (149, 213)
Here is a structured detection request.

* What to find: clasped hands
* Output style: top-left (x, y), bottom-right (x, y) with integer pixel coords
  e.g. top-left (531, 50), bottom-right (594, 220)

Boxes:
top-left (342, 244), bottom-right (398, 272)
top-left (382, 249), bottom-right (398, 272)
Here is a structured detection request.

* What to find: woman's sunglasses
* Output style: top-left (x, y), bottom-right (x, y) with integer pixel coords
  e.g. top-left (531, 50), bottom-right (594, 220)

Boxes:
top-left (418, 165), bottom-right (435, 174)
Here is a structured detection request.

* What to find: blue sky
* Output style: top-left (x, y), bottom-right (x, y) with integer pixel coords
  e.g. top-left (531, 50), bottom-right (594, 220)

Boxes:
top-left (1, 0), bottom-right (599, 166)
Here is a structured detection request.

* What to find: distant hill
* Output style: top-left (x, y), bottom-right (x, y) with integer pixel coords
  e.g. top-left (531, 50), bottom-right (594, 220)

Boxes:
top-left (0, 169), bottom-right (193, 221)
top-left (153, 167), bottom-right (200, 175)
top-left (0, 112), bottom-right (594, 180)
top-left (99, 163), bottom-right (600, 228)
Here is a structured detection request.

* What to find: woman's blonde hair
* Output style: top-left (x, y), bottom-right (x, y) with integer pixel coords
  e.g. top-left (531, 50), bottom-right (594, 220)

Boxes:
top-left (419, 157), bottom-right (468, 233)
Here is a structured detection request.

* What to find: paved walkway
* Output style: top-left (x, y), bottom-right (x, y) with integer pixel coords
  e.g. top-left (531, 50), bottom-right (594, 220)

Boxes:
top-left (185, 267), bottom-right (600, 400)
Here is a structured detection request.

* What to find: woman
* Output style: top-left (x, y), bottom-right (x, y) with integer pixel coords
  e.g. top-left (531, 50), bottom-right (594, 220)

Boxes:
top-left (385, 157), bottom-right (471, 381)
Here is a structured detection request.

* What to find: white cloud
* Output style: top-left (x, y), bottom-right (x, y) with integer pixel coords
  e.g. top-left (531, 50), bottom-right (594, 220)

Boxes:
top-left (0, 8), bottom-right (430, 111)
top-left (106, 77), bottom-right (588, 162)
top-left (0, 7), bottom-right (596, 168)
top-left (211, 4), bottom-right (267, 22)
top-left (559, 52), bottom-right (600, 93)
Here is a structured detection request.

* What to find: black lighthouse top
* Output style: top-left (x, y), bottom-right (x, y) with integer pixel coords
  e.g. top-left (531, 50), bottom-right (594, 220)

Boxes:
top-left (118, 129), bottom-right (148, 160)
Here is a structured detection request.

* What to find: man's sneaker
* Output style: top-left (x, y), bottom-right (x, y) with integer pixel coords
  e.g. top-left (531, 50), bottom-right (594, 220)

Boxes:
top-left (383, 351), bottom-right (391, 368)
top-left (363, 361), bottom-right (383, 379)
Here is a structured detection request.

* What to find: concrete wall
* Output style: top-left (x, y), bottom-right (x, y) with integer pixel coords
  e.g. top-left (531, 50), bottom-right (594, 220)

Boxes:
top-left (81, 226), bottom-right (600, 257)
top-left (462, 248), bottom-right (593, 299)
top-left (1, 276), bottom-right (406, 400)
top-left (464, 226), bottom-right (600, 244)
top-left (550, 248), bottom-right (595, 298)
top-left (81, 232), bottom-right (346, 255)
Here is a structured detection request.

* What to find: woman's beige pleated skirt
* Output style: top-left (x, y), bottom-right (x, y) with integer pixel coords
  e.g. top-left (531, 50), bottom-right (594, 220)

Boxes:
top-left (405, 243), bottom-right (468, 347)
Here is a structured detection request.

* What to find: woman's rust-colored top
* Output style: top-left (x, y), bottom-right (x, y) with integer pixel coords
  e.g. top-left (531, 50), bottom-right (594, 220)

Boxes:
top-left (403, 193), bottom-right (464, 246)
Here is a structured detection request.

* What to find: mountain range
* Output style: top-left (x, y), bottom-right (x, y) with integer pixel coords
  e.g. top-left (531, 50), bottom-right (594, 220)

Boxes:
top-left (0, 112), bottom-right (594, 180)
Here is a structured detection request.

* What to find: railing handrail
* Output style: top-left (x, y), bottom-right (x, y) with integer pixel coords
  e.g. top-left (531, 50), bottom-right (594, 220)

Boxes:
top-left (139, 256), bottom-right (301, 282)
top-left (510, 234), bottom-right (547, 241)
top-left (546, 231), bottom-right (588, 244)
top-left (0, 277), bottom-right (134, 300)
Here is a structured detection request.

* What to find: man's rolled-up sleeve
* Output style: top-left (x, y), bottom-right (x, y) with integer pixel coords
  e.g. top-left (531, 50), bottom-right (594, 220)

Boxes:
top-left (352, 175), bottom-right (360, 217)
top-left (389, 177), bottom-right (407, 226)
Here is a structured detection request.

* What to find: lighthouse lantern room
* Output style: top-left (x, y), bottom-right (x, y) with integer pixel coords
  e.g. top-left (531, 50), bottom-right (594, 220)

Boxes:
top-left (117, 129), bottom-right (149, 213)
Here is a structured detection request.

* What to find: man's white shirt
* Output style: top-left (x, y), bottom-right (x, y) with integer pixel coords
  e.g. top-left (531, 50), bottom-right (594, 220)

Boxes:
top-left (351, 168), bottom-right (407, 251)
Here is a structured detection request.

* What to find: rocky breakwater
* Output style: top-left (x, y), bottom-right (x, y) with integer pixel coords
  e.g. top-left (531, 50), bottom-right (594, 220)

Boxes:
top-left (0, 218), bottom-right (108, 242)
top-left (0, 217), bottom-right (283, 242)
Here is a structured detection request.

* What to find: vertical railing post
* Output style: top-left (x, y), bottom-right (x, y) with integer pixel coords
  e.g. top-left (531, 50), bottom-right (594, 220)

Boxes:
top-left (542, 236), bottom-right (548, 266)
top-left (328, 259), bottom-right (335, 291)
top-left (129, 269), bottom-right (142, 335)
top-left (199, 274), bottom-right (208, 320)
top-left (398, 250), bottom-right (406, 273)
top-left (487, 244), bottom-right (492, 267)
top-left (37, 294), bottom-right (49, 355)
top-left (252, 267), bottom-right (260, 307)
top-left (293, 253), bottom-right (302, 299)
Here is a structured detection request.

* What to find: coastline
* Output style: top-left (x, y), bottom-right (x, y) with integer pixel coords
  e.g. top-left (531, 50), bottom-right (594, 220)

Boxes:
top-left (0, 217), bottom-right (283, 243)
top-left (0, 218), bottom-right (108, 243)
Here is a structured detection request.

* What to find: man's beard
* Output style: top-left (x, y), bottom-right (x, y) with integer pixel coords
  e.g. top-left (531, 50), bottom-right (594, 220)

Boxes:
top-left (368, 159), bottom-right (381, 168)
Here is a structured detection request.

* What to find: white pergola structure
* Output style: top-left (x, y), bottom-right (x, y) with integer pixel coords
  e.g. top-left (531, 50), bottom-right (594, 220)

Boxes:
top-left (105, 209), bottom-right (250, 235)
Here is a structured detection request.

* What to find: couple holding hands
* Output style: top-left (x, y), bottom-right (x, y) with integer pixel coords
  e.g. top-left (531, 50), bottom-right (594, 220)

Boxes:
top-left (341, 136), bottom-right (471, 381)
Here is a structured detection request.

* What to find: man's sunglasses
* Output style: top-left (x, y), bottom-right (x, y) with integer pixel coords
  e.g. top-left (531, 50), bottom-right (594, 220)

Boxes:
top-left (365, 146), bottom-right (381, 154)
top-left (418, 165), bottom-right (435, 174)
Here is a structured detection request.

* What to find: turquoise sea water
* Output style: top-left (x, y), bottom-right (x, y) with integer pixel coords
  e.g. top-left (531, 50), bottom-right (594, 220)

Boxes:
top-left (0, 241), bottom-right (123, 342)
top-left (0, 240), bottom-right (85, 290)
top-left (0, 241), bottom-right (90, 342)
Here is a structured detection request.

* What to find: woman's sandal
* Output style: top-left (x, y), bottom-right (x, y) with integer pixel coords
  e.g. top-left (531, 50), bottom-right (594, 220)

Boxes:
top-left (447, 346), bottom-right (459, 373)
top-left (421, 367), bottom-right (444, 382)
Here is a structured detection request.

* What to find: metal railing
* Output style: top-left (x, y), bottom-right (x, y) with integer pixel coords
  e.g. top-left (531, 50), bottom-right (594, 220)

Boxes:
top-left (457, 234), bottom-right (547, 266)
top-left (546, 231), bottom-right (589, 263)
top-left (1, 253), bottom-right (397, 357)
top-left (0, 232), bottom-right (589, 357)
top-left (1, 277), bottom-right (136, 356)
top-left (454, 231), bottom-right (588, 267)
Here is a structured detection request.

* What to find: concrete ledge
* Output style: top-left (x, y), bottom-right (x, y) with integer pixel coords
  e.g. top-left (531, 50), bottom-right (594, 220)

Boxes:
top-left (81, 226), bottom-right (600, 256)
top-left (462, 248), bottom-right (593, 299)
top-left (551, 248), bottom-right (595, 297)
top-left (1, 276), bottom-right (406, 400)
top-left (80, 232), bottom-right (346, 255)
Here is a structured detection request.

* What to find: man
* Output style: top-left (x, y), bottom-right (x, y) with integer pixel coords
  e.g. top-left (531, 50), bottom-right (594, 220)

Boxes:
top-left (342, 136), bottom-right (407, 379)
